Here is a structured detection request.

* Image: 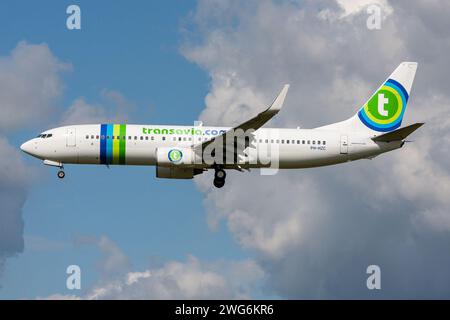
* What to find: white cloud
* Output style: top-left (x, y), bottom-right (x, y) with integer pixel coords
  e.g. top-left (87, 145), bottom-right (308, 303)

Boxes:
top-left (46, 236), bottom-right (264, 300)
top-left (84, 256), bottom-right (263, 300)
top-left (60, 89), bottom-right (135, 125)
top-left (336, 0), bottom-right (393, 17)
top-left (74, 235), bottom-right (131, 279)
top-left (0, 41), bottom-right (70, 132)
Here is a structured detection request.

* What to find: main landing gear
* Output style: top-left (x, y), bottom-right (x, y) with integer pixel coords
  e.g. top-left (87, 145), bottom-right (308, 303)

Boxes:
top-left (213, 167), bottom-right (226, 188)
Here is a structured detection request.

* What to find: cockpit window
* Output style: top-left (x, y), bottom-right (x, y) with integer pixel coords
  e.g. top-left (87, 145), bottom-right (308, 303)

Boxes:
top-left (37, 133), bottom-right (53, 139)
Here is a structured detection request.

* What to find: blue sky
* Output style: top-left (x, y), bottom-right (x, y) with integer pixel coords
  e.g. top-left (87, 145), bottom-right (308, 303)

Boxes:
top-left (0, 1), bottom-right (248, 299)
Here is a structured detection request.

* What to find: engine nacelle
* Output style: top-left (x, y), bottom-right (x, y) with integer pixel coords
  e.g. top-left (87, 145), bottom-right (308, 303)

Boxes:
top-left (155, 147), bottom-right (203, 179)
top-left (156, 147), bottom-right (196, 167)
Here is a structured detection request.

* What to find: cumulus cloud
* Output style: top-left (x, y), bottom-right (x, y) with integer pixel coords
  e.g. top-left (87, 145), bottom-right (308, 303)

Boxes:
top-left (0, 41), bottom-right (70, 132)
top-left (183, 0), bottom-right (450, 298)
top-left (74, 235), bottom-right (131, 280)
top-left (336, 0), bottom-right (393, 17)
top-left (84, 255), bottom-right (263, 300)
top-left (47, 236), bottom-right (264, 300)
top-left (60, 89), bottom-right (135, 126)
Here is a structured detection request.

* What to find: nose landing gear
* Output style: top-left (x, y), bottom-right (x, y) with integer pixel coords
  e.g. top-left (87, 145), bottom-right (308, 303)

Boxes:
top-left (57, 170), bottom-right (65, 179)
top-left (213, 167), bottom-right (226, 188)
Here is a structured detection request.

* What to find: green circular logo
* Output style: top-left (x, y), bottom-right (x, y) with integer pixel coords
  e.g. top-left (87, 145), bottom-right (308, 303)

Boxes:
top-left (358, 79), bottom-right (408, 132)
top-left (366, 88), bottom-right (399, 121)
top-left (168, 149), bottom-right (183, 163)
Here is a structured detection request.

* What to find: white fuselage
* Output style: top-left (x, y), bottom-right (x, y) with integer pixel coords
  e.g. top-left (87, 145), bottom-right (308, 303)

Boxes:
top-left (20, 124), bottom-right (402, 170)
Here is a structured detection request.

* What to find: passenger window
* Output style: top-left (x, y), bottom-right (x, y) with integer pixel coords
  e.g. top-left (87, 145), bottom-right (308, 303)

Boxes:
top-left (312, 141), bottom-right (315, 145)
top-left (323, 141), bottom-right (326, 145)
top-left (302, 140), bottom-right (305, 144)
top-left (271, 139), bottom-right (274, 143)
top-left (188, 137), bottom-right (192, 141)
top-left (276, 140), bottom-right (279, 143)
top-left (162, 137), bottom-right (166, 141)
top-left (307, 140), bottom-right (310, 144)
top-left (134, 136), bottom-right (137, 140)
top-left (318, 141), bottom-right (321, 145)
top-left (173, 137), bottom-right (177, 141)
top-left (140, 136), bottom-right (143, 140)
top-left (106, 136), bottom-right (110, 140)
top-left (286, 140), bottom-right (290, 144)
top-left (178, 137), bottom-right (182, 141)
top-left (123, 136), bottom-right (126, 140)
top-left (112, 136), bottom-right (115, 140)
top-left (128, 136), bottom-right (132, 140)
top-left (101, 135), bottom-right (105, 140)
top-left (86, 135), bottom-right (89, 139)
top-left (183, 137), bottom-right (187, 141)
top-left (151, 136), bottom-right (155, 141)
top-left (96, 135), bottom-right (99, 139)
top-left (265, 139), bottom-right (268, 143)
top-left (297, 140), bottom-right (300, 144)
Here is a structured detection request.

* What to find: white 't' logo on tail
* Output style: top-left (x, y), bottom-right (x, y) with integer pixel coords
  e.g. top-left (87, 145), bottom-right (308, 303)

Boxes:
top-left (378, 93), bottom-right (389, 116)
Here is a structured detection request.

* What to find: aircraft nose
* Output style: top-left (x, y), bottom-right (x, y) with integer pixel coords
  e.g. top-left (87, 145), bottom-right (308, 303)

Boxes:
top-left (20, 140), bottom-right (33, 155)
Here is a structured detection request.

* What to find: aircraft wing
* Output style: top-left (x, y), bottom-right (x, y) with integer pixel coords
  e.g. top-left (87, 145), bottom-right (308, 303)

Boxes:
top-left (372, 122), bottom-right (424, 142)
top-left (194, 84), bottom-right (289, 155)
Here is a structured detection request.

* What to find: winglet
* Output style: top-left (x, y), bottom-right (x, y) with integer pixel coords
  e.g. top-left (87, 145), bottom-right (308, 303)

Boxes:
top-left (267, 84), bottom-right (290, 113)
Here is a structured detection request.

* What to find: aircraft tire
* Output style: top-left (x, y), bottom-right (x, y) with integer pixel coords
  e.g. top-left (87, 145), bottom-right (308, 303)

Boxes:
top-left (213, 178), bottom-right (225, 188)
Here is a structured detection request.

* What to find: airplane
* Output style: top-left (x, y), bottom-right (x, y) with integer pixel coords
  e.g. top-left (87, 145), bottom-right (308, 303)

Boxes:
top-left (20, 62), bottom-right (423, 188)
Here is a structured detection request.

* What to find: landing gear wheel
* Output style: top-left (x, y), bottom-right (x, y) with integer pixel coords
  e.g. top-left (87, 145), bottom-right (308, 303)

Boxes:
top-left (213, 167), bottom-right (226, 188)
top-left (57, 170), bottom-right (65, 179)
top-left (213, 178), bottom-right (225, 188)
top-left (214, 168), bottom-right (226, 180)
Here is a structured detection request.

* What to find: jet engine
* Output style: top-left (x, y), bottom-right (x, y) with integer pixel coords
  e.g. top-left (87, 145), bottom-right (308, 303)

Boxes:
top-left (155, 147), bottom-right (202, 179)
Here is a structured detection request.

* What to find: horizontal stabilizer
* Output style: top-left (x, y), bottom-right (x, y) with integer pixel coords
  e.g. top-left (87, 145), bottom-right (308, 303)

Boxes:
top-left (372, 122), bottom-right (424, 142)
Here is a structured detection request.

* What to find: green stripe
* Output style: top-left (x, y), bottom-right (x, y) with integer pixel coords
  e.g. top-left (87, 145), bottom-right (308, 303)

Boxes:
top-left (119, 124), bottom-right (126, 165)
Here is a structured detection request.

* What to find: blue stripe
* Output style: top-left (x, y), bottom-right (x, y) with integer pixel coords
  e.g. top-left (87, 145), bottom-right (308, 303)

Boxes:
top-left (106, 124), bottom-right (113, 164)
top-left (386, 79), bottom-right (409, 102)
top-left (100, 124), bottom-right (107, 164)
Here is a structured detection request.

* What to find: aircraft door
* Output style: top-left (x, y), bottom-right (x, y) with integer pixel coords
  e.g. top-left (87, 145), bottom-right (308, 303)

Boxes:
top-left (66, 127), bottom-right (76, 147)
top-left (340, 135), bottom-right (348, 154)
